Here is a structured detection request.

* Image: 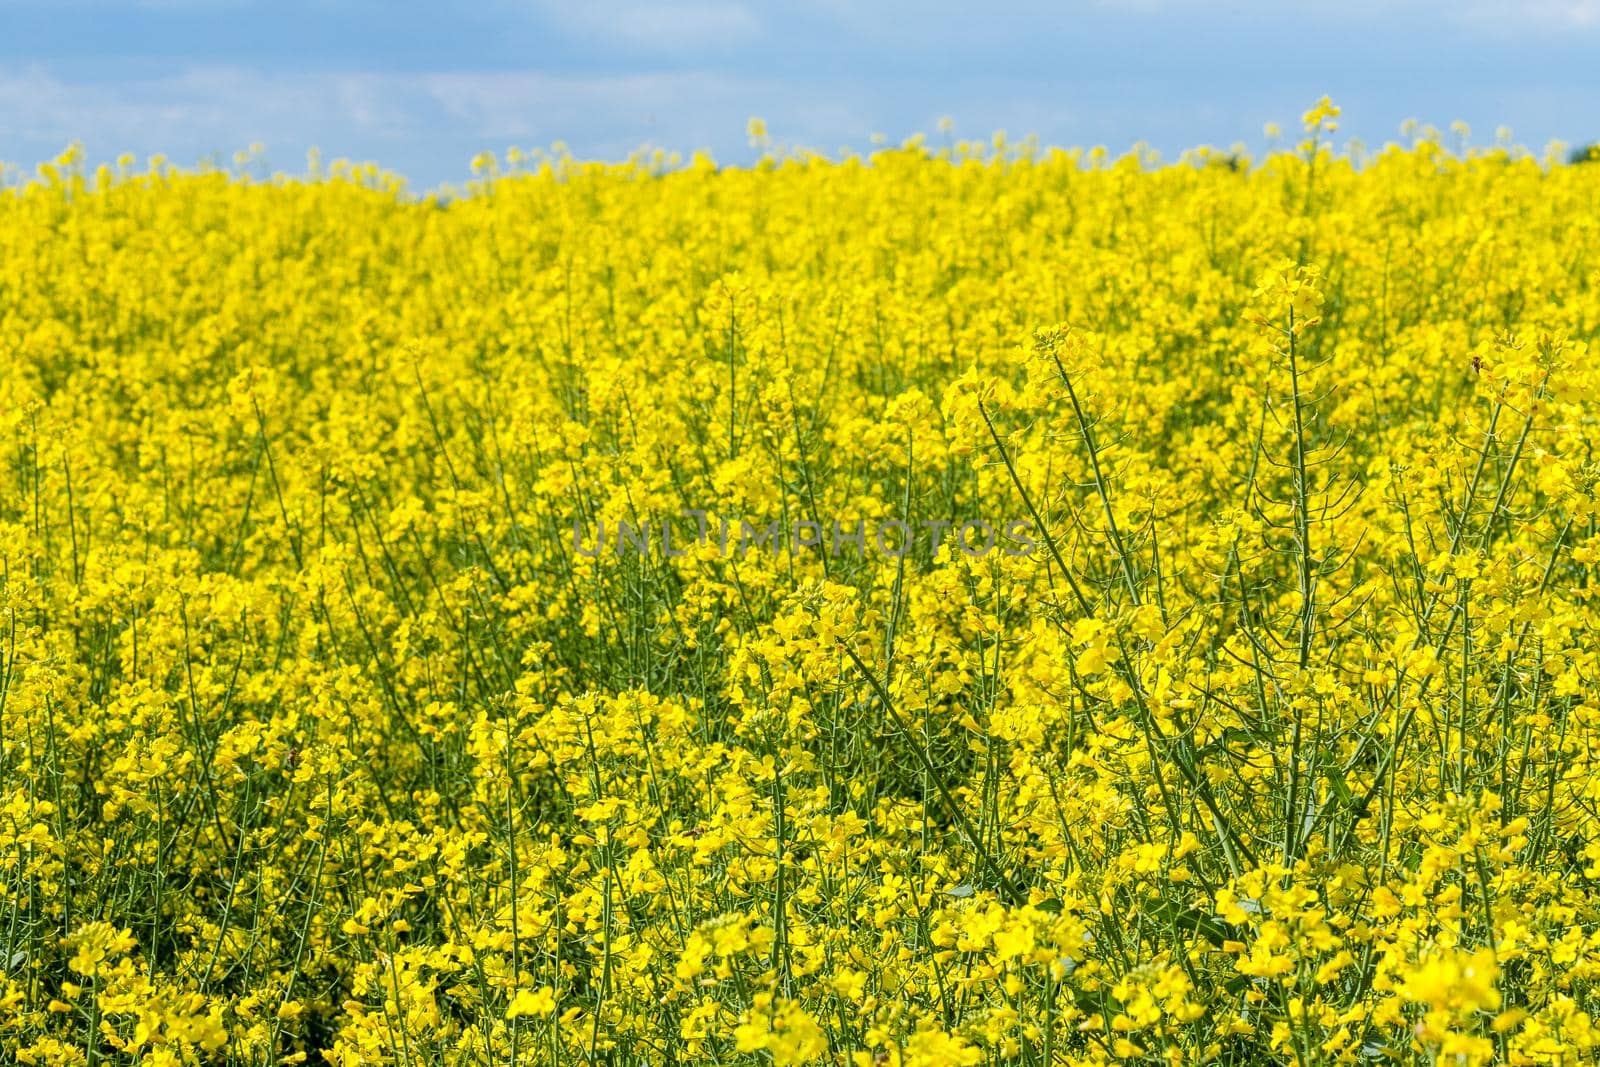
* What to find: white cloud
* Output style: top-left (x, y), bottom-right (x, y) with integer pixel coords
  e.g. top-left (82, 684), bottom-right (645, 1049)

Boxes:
top-left (419, 69), bottom-right (756, 140)
top-left (0, 63), bottom-right (841, 182)
top-left (0, 0), bottom-right (250, 7)
top-left (1080, 0), bottom-right (1600, 28)
top-left (1462, 0), bottom-right (1600, 27)
top-left (530, 0), bottom-right (762, 51)
top-left (0, 65), bottom-right (411, 148)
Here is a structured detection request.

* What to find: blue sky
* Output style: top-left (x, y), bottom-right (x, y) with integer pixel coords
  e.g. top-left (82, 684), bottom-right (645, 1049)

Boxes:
top-left (3, 0), bottom-right (1599, 189)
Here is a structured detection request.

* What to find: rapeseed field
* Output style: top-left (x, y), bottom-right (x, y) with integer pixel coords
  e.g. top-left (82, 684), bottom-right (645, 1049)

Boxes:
top-left (4, 101), bottom-right (1600, 1064)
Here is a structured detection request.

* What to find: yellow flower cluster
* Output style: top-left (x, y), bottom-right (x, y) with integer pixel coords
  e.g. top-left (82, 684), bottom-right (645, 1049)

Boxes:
top-left (4, 107), bottom-right (1600, 1064)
